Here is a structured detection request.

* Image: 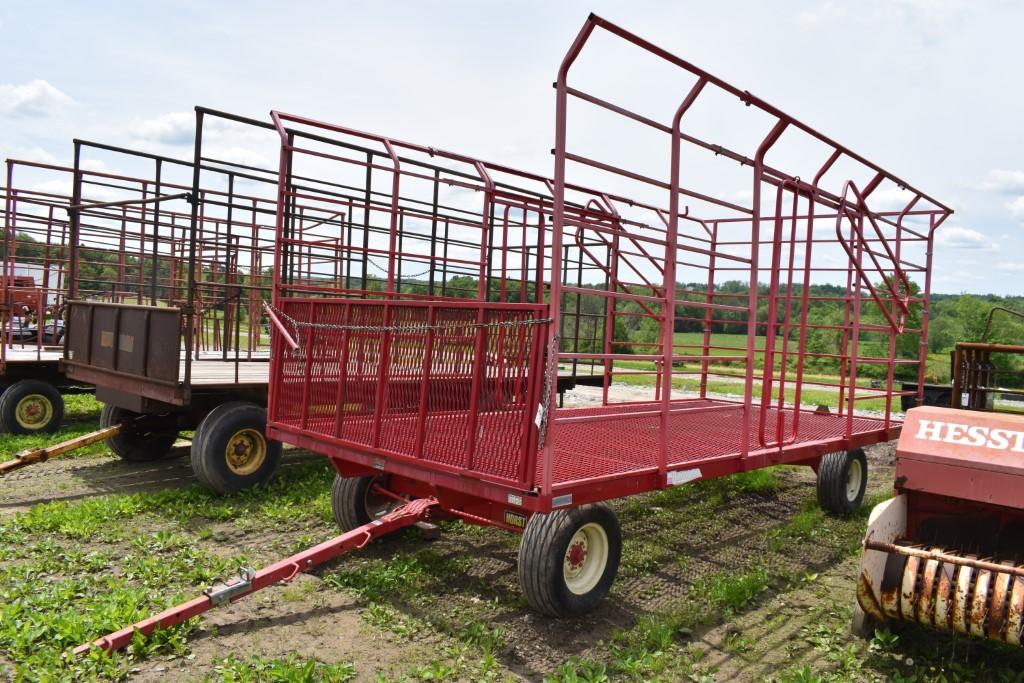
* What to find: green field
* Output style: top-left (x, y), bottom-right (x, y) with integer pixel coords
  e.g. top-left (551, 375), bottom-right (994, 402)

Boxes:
top-left (595, 332), bottom-right (945, 412)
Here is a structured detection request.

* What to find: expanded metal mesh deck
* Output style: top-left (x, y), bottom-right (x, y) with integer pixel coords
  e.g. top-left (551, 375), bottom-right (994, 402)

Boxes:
top-left (275, 395), bottom-right (893, 490)
top-left (546, 400), bottom-right (893, 486)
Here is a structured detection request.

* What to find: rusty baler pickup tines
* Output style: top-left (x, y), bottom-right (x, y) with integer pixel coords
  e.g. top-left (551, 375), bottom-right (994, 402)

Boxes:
top-left (859, 539), bottom-right (1024, 646)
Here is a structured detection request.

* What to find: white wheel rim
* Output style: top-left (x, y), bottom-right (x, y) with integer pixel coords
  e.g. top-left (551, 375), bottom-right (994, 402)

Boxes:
top-left (363, 478), bottom-right (396, 520)
top-left (846, 458), bottom-right (863, 501)
top-left (563, 522), bottom-right (609, 595)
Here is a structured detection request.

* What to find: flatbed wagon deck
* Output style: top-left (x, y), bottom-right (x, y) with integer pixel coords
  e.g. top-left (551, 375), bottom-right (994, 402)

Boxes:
top-left (2, 346), bottom-right (63, 364)
top-left (548, 400), bottom-right (894, 486)
top-left (276, 396), bottom-right (895, 491)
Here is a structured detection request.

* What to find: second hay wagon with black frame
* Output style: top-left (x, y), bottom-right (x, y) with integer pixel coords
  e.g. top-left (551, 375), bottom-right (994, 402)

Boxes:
top-left (50, 109), bottom-right (599, 492)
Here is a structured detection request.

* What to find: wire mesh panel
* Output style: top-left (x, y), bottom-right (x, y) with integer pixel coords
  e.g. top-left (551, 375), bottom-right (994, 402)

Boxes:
top-left (60, 114), bottom-right (287, 399)
top-left (270, 299), bottom-right (546, 486)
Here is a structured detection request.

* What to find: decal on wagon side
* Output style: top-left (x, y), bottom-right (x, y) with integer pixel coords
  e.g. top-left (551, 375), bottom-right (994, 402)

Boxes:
top-left (504, 511), bottom-right (527, 529)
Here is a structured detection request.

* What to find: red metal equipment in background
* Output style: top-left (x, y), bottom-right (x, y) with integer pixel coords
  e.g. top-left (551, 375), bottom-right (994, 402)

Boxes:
top-left (1, 162), bottom-right (103, 433)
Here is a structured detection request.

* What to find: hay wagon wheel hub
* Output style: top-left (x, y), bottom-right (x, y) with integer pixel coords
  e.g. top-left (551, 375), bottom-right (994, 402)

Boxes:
top-left (15, 394), bottom-right (53, 430)
top-left (225, 428), bottom-right (267, 476)
top-left (563, 522), bottom-right (609, 595)
top-left (364, 482), bottom-right (398, 520)
top-left (846, 458), bottom-right (864, 502)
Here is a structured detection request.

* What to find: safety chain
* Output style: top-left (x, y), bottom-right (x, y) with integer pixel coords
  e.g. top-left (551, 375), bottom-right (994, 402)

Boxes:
top-left (536, 333), bottom-right (560, 449)
top-left (366, 258), bottom-right (433, 280)
top-left (267, 302), bottom-right (552, 348)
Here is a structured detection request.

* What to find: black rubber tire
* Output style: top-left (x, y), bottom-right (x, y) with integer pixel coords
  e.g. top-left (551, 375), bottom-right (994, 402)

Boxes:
top-left (0, 379), bottom-right (63, 434)
top-left (331, 474), bottom-right (398, 532)
top-left (100, 404), bottom-right (178, 462)
top-left (190, 402), bottom-right (281, 495)
top-left (518, 503), bottom-right (622, 617)
top-left (851, 602), bottom-right (879, 640)
top-left (817, 448), bottom-right (868, 515)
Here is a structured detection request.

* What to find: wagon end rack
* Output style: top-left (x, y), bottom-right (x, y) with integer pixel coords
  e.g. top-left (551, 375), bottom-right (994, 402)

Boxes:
top-left (71, 496), bottom-right (440, 656)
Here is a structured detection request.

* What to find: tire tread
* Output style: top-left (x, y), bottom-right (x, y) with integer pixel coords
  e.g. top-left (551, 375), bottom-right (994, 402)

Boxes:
top-left (101, 404), bottom-right (177, 462)
top-left (518, 502), bottom-right (620, 617)
top-left (817, 448), bottom-right (867, 515)
top-left (190, 401), bottom-right (281, 495)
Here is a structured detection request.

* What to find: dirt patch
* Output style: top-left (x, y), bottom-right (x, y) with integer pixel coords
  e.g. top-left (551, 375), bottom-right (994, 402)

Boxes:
top-left (698, 557), bottom-right (861, 680)
top-left (0, 447), bottom-right (324, 516)
top-left (0, 653), bottom-right (14, 682)
top-left (1, 404), bottom-right (906, 680)
top-left (327, 450), bottom-right (896, 680)
top-left (127, 574), bottom-right (466, 682)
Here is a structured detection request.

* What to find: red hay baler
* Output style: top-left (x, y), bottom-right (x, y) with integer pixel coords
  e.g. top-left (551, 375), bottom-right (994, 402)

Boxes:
top-left (855, 406), bottom-right (1024, 646)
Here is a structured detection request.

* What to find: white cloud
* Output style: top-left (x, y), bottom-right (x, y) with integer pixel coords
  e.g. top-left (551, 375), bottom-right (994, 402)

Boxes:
top-left (867, 187), bottom-right (917, 212)
top-left (796, 0), bottom-right (966, 44)
top-left (934, 225), bottom-right (995, 250)
top-left (132, 111), bottom-right (194, 145)
top-left (796, 2), bottom-right (848, 28)
top-left (80, 159), bottom-right (109, 173)
top-left (2, 144), bottom-right (59, 164)
top-left (29, 178), bottom-right (117, 202)
top-left (0, 80), bottom-right (73, 117)
top-left (979, 169), bottom-right (1024, 194)
top-left (1008, 196), bottom-right (1024, 219)
top-left (204, 145), bottom-right (271, 169)
top-left (996, 262), bottom-right (1024, 273)
top-left (29, 179), bottom-right (75, 197)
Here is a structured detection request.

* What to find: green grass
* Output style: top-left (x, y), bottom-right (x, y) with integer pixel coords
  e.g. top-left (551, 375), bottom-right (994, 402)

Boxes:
top-left (0, 535), bottom-right (236, 679)
top-left (0, 459), bottom-right (344, 679)
top-left (646, 467), bottom-right (781, 509)
top-left (603, 331), bottom-right (951, 410)
top-left (614, 366), bottom-right (893, 412)
top-left (775, 609), bottom-right (1024, 683)
top-left (63, 393), bottom-right (103, 420)
top-left (0, 422), bottom-right (108, 462)
top-left (211, 654), bottom-right (357, 682)
top-left (6, 459), bottom-right (336, 539)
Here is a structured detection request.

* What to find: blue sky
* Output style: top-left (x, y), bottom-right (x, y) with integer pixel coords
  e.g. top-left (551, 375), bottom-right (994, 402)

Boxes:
top-left (2, 0), bottom-right (1022, 294)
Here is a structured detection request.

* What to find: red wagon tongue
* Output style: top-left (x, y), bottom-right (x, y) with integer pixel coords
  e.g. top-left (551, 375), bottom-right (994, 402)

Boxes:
top-left (71, 497), bottom-right (440, 657)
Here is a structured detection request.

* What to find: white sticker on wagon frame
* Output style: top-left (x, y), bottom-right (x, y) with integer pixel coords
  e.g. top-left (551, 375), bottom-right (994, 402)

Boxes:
top-left (667, 468), bottom-right (702, 486)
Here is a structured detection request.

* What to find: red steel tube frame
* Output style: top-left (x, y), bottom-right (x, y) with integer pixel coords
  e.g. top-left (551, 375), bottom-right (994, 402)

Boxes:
top-left (262, 14), bottom-right (951, 516)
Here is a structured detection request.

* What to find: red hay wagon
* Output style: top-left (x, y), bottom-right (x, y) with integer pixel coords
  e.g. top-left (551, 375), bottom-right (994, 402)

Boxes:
top-left (76, 16), bottom-right (956, 652)
top-left (261, 14), bottom-right (951, 615)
